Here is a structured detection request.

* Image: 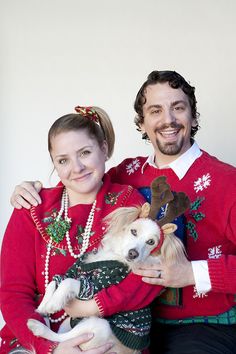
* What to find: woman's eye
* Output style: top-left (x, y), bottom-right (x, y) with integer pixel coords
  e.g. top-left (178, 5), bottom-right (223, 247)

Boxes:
top-left (59, 159), bottom-right (67, 165)
top-left (80, 150), bottom-right (91, 157)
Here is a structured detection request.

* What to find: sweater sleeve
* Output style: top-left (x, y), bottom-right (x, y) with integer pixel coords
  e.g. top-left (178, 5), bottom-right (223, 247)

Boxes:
top-left (0, 208), bottom-right (56, 353)
top-left (208, 201), bottom-right (236, 293)
top-left (94, 271), bottom-right (163, 317)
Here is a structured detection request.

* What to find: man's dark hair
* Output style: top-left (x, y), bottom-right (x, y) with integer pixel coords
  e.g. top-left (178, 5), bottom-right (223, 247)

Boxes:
top-left (134, 70), bottom-right (200, 139)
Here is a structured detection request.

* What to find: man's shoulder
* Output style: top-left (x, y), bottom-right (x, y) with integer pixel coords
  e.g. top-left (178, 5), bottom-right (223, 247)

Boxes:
top-left (200, 151), bottom-right (236, 182)
top-left (114, 156), bottom-right (147, 171)
top-left (107, 156), bottom-right (147, 183)
top-left (201, 150), bottom-right (236, 171)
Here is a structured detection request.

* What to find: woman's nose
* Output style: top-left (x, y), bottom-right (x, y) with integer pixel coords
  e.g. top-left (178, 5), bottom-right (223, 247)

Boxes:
top-left (72, 158), bottom-right (85, 172)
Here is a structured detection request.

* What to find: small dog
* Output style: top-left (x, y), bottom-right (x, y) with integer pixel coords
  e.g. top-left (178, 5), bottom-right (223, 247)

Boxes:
top-left (27, 204), bottom-right (186, 354)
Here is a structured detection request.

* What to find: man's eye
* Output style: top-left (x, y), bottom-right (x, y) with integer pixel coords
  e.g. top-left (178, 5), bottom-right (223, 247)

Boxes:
top-left (131, 229), bottom-right (137, 236)
top-left (174, 105), bottom-right (184, 111)
top-left (151, 109), bottom-right (161, 115)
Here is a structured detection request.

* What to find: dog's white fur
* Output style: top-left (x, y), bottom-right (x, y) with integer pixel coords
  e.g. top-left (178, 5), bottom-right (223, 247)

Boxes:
top-left (27, 206), bottom-right (185, 354)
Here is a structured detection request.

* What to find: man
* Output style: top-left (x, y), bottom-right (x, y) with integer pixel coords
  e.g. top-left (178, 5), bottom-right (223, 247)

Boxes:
top-left (9, 71), bottom-right (236, 353)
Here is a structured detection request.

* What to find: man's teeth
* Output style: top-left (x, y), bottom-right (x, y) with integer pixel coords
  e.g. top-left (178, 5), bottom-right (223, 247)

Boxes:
top-left (160, 130), bottom-right (177, 136)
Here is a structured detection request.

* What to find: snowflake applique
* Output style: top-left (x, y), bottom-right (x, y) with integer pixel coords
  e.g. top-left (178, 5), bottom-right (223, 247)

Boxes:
top-left (194, 173), bottom-right (211, 193)
top-left (208, 245), bottom-right (222, 259)
top-left (193, 286), bottom-right (208, 299)
top-left (126, 158), bottom-right (141, 175)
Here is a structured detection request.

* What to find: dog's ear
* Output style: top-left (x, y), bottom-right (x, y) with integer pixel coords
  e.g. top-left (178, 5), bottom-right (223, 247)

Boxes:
top-left (161, 223), bottom-right (177, 235)
top-left (103, 206), bottom-right (141, 234)
top-left (139, 202), bottom-right (150, 218)
top-left (160, 231), bottom-right (186, 265)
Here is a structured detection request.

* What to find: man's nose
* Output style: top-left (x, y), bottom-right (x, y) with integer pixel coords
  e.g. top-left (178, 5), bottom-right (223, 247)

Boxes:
top-left (163, 109), bottom-right (176, 124)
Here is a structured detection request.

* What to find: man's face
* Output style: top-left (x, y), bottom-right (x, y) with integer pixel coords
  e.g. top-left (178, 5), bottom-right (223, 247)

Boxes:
top-left (141, 82), bottom-right (196, 165)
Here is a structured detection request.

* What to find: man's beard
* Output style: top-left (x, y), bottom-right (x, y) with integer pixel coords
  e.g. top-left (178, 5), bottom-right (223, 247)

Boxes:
top-left (156, 137), bottom-right (184, 156)
top-left (155, 123), bottom-right (184, 156)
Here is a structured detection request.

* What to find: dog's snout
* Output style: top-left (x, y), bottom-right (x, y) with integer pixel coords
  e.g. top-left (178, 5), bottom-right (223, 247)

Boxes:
top-left (128, 248), bottom-right (139, 260)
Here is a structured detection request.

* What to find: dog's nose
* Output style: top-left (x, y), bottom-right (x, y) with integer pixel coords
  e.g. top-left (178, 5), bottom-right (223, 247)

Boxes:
top-left (128, 249), bottom-right (139, 260)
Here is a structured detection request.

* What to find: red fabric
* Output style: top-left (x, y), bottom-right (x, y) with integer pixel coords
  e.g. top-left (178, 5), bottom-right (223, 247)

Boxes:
top-left (1, 174), bottom-right (155, 353)
top-left (96, 272), bottom-right (162, 317)
top-left (108, 151), bottom-right (236, 320)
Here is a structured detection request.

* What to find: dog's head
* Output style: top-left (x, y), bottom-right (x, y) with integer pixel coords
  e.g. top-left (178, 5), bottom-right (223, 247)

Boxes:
top-left (119, 217), bottom-right (162, 264)
top-left (102, 207), bottom-right (162, 266)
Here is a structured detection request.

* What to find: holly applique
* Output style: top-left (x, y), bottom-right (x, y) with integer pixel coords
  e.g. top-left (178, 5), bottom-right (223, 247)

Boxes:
top-left (186, 197), bottom-right (205, 241)
top-left (105, 191), bottom-right (122, 205)
top-left (76, 225), bottom-right (94, 245)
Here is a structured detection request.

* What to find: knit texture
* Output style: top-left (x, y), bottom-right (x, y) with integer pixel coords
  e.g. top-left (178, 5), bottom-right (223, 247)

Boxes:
top-left (58, 259), bottom-right (151, 349)
top-left (1, 174), bottom-right (160, 353)
top-left (108, 150), bottom-right (236, 322)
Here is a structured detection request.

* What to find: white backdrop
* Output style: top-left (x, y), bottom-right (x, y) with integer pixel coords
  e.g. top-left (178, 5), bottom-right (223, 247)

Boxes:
top-left (1, 0), bottom-right (236, 329)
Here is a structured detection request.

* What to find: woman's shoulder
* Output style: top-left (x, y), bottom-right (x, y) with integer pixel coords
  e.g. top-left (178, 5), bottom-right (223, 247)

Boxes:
top-left (103, 173), bottom-right (145, 206)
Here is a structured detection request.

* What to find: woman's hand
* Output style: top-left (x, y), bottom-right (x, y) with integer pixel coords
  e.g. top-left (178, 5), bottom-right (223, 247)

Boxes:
top-left (64, 299), bottom-right (101, 318)
top-left (10, 181), bottom-right (43, 209)
top-left (133, 256), bottom-right (195, 288)
top-left (53, 333), bottom-right (116, 354)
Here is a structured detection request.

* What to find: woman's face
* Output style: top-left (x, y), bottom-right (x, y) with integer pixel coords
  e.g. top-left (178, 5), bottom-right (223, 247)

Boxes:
top-left (50, 129), bottom-right (108, 204)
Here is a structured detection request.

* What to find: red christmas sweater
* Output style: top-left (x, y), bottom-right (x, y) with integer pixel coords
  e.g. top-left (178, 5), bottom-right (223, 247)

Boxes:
top-left (0, 174), bottom-right (162, 354)
top-left (108, 151), bottom-right (236, 322)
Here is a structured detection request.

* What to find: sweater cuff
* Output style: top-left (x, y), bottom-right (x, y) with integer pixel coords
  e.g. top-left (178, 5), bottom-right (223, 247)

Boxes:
top-left (208, 257), bottom-right (227, 291)
top-left (47, 342), bottom-right (59, 354)
top-left (94, 294), bottom-right (105, 317)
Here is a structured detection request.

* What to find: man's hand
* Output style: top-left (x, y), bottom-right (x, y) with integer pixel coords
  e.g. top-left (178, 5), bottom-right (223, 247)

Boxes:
top-left (133, 256), bottom-right (195, 288)
top-left (53, 333), bottom-right (116, 354)
top-left (10, 180), bottom-right (43, 209)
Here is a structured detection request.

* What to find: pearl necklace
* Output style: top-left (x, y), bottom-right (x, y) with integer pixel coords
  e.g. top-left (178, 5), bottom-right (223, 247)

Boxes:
top-left (44, 188), bottom-right (97, 323)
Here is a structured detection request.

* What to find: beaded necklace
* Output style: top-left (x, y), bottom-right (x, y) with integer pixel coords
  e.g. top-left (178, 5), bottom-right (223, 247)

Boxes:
top-left (44, 188), bottom-right (96, 323)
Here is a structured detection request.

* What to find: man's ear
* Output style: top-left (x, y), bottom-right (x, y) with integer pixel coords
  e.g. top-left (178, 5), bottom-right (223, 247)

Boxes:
top-left (191, 118), bottom-right (198, 127)
top-left (161, 223), bottom-right (177, 235)
top-left (140, 122), bottom-right (146, 134)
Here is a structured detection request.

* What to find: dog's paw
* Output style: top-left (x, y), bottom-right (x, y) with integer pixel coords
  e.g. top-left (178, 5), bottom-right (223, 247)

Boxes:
top-left (37, 281), bottom-right (57, 315)
top-left (41, 278), bottom-right (81, 314)
top-left (37, 302), bottom-right (51, 315)
top-left (27, 319), bottom-right (47, 337)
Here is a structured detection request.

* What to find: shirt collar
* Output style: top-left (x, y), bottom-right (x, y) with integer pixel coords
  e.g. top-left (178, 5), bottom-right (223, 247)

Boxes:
top-left (141, 142), bottom-right (202, 179)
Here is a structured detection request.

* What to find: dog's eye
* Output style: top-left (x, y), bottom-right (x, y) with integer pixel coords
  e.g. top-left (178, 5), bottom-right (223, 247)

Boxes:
top-left (131, 229), bottom-right (137, 236)
top-left (146, 239), bottom-right (155, 245)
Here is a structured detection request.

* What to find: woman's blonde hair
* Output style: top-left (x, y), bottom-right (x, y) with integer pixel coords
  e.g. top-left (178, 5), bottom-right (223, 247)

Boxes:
top-left (48, 106), bottom-right (115, 159)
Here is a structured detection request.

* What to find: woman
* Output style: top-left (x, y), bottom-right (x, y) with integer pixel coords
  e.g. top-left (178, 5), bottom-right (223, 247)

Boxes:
top-left (0, 106), bottom-right (161, 354)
